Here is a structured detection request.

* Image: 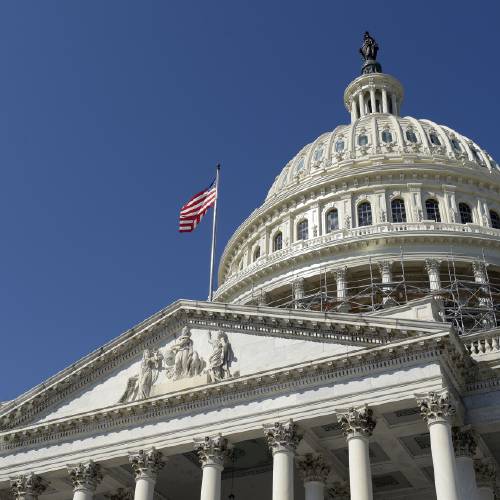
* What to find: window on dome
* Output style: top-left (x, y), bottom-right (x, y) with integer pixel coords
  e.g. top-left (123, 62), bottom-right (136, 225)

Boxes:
top-left (391, 199), bottom-right (407, 223)
top-left (297, 220), bottom-right (309, 240)
top-left (425, 199), bottom-right (441, 222)
top-left (451, 138), bottom-right (462, 152)
top-left (273, 232), bottom-right (283, 252)
top-left (314, 144), bottom-right (324, 161)
top-left (406, 130), bottom-right (418, 143)
top-left (382, 130), bottom-right (393, 143)
top-left (459, 203), bottom-right (473, 224)
top-left (295, 157), bottom-right (305, 174)
top-left (326, 208), bottom-right (339, 232)
top-left (471, 148), bottom-right (483, 164)
top-left (253, 246), bottom-right (261, 262)
top-left (358, 135), bottom-right (368, 146)
top-left (279, 171), bottom-right (289, 188)
top-left (335, 140), bottom-right (345, 152)
top-left (357, 202), bottom-right (372, 227)
top-left (429, 133), bottom-right (441, 146)
top-left (490, 210), bottom-right (500, 229)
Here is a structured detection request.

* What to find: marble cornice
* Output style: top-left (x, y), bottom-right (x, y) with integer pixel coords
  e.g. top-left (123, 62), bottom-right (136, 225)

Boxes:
top-left (0, 301), bottom-right (448, 432)
top-left (0, 329), bottom-right (460, 452)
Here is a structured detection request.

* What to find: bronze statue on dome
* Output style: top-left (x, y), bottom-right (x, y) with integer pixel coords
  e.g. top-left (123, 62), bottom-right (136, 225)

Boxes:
top-left (359, 32), bottom-right (382, 74)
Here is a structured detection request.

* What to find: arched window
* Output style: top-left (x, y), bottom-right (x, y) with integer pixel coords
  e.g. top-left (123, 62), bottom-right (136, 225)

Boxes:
top-left (297, 220), bottom-right (309, 240)
top-left (358, 135), bottom-right (368, 146)
top-left (406, 130), bottom-right (418, 143)
top-left (459, 203), bottom-right (473, 224)
top-left (314, 143), bottom-right (324, 161)
top-left (451, 138), bottom-right (462, 152)
top-left (357, 202), bottom-right (372, 227)
top-left (471, 148), bottom-right (483, 164)
top-left (391, 199), bottom-right (407, 223)
top-left (490, 210), bottom-right (500, 229)
top-left (335, 140), bottom-right (345, 152)
top-left (326, 208), bottom-right (339, 232)
top-left (429, 133), bottom-right (441, 146)
top-left (273, 232), bottom-right (283, 252)
top-left (425, 199), bottom-right (441, 222)
top-left (381, 130), bottom-right (393, 143)
top-left (253, 246), bottom-right (261, 262)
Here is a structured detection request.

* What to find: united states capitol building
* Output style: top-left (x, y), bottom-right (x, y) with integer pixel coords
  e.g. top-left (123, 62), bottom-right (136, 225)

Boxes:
top-left (3, 33), bottom-right (500, 500)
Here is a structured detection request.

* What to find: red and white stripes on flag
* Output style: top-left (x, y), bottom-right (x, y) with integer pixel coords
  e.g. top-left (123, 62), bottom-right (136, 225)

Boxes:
top-left (179, 181), bottom-right (217, 232)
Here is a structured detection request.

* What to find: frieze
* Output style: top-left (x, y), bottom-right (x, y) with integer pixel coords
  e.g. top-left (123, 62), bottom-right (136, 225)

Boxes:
top-left (0, 330), bottom-right (457, 451)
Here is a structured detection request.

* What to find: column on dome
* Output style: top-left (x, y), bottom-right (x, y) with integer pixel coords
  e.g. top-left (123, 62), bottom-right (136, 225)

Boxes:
top-left (67, 461), bottom-right (103, 500)
top-left (351, 98), bottom-right (358, 122)
top-left (452, 426), bottom-right (479, 500)
top-left (407, 183), bottom-right (423, 222)
top-left (474, 459), bottom-right (497, 500)
top-left (264, 419), bottom-right (302, 500)
top-left (358, 93), bottom-right (365, 118)
top-left (194, 434), bottom-right (230, 500)
top-left (337, 405), bottom-right (376, 500)
top-left (479, 199), bottom-right (491, 227)
top-left (341, 194), bottom-right (353, 230)
top-left (257, 289), bottom-right (269, 306)
top-left (334, 267), bottom-right (350, 312)
top-left (293, 278), bottom-right (305, 308)
top-left (296, 454), bottom-right (330, 500)
top-left (416, 390), bottom-right (460, 500)
top-left (129, 448), bottom-right (166, 500)
top-left (369, 88), bottom-right (376, 114)
top-left (10, 473), bottom-right (48, 500)
top-left (442, 186), bottom-right (458, 223)
top-left (390, 93), bottom-right (398, 116)
top-left (378, 260), bottom-right (395, 306)
top-left (425, 259), bottom-right (442, 294)
top-left (381, 88), bottom-right (388, 113)
top-left (472, 261), bottom-right (494, 311)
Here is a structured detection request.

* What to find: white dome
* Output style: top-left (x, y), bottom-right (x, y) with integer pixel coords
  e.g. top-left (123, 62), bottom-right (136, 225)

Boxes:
top-left (266, 115), bottom-right (499, 200)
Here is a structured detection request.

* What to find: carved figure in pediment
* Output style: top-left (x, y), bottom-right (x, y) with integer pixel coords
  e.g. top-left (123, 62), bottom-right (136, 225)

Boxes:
top-left (207, 331), bottom-right (235, 383)
top-left (164, 326), bottom-right (206, 380)
top-left (119, 349), bottom-right (163, 403)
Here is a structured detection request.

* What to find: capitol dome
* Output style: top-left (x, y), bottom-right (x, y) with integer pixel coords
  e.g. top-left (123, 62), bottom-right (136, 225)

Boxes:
top-left (215, 37), bottom-right (500, 336)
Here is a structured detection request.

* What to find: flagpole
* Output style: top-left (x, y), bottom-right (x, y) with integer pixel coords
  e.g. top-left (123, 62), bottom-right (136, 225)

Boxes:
top-left (208, 164), bottom-right (220, 301)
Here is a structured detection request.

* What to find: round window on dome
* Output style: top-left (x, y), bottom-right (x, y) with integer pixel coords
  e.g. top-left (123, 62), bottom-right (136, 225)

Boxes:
top-left (335, 139), bottom-right (345, 152)
top-left (381, 130), bottom-right (393, 143)
top-left (358, 135), bottom-right (368, 146)
top-left (451, 138), bottom-right (462, 152)
top-left (314, 144), bottom-right (324, 161)
top-left (406, 130), bottom-right (418, 143)
top-left (429, 133), bottom-right (441, 146)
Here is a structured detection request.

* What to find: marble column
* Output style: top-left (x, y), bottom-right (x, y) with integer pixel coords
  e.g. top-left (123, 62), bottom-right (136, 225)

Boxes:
top-left (378, 260), bottom-right (396, 306)
top-left (391, 93), bottom-right (398, 115)
top-left (338, 405), bottom-right (376, 500)
top-left (334, 267), bottom-right (349, 312)
top-left (381, 89), bottom-right (388, 113)
top-left (296, 454), bottom-right (330, 500)
top-left (472, 261), bottom-right (494, 308)
top-left (425, 259), bottom-right (442, 293)
top-left (293, 278), bottom-right (305, 308)
top-left (264, 419), bottom-right (302, 500)
top-left (416, 390), bottom-right (460, 500)
top-left (129, 448), bottom-right (166, 500)
top-left (194, 434), bottom-right (230, 500)
top-left (369, 88), bottom-right (376, 114)
top-left (474, 459), bottom-right (497, 500)
top-left (10, 473), bottom-right (47, 500)
top-left (68, 461), bottom-right (103, 500)
top-left (452, 426), bottom-right (478, 500)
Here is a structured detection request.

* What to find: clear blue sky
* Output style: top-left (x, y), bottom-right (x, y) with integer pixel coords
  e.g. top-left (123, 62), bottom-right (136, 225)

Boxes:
top-left (1, 1), bottom-right (499, 401)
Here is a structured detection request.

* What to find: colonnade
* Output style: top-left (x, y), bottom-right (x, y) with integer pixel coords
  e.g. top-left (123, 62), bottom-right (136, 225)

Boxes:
top-left (9, 390), bottom-right (497, 500)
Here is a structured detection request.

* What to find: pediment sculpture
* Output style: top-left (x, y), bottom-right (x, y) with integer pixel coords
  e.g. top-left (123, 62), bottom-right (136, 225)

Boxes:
top-left (119, 327), bottom-right (236, 403)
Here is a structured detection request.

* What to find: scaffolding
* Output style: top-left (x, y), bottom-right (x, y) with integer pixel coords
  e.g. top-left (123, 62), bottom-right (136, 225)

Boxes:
top-left (251, 248), bottom-right (500, 337)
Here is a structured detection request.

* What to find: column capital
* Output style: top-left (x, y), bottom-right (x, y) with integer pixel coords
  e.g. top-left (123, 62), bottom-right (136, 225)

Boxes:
top-left (337, 405), bottom-right (376, 439)
top-left (472, 260), bottom-right (488, 280)
top-left (10, 473), bottom-right (48, 499)
top-left (67, 460), bottom-right (103, 493)
top-left (194, 434), bottom-right (230, 469)
top-left (474, 458), bottom-right (497, 489)
top-left (377, 260), bottom-right (393, 274)
top-left (296, 453), bottom-right (330, 483)
top-left (415, 389), bottom-right (456, 425)
top-left (326, 481), bottom-right (350, 500)
top-left (333, 266), bottom-right (347, 281)
top-left (264, 419), bottom-right (302, 454)
top-left (128, 447), bottom-right (166, 480)
top-left (425, 259), bottom-right (441, 273)
top-left (452, 426), bottom-right (477, 458)
top-left (104, 488), bottom-right (134, 500)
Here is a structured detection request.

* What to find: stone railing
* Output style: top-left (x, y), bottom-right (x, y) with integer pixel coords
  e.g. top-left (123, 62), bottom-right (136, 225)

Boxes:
top-left (463, 329), bottom-right (500, 359)
top-left (216, 222), bottom-right (500, 298)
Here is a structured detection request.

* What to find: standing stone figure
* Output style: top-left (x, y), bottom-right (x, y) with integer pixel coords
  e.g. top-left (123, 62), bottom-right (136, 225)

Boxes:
top-left (207, 330), bottom-right (235, 382)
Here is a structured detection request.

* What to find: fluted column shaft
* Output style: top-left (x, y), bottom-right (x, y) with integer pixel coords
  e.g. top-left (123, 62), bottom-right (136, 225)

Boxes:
top-left (358, 93), bottom-right (365, 117)
top-left (452, 426), bottom-right (478, 500)
top-left (382, 89), bottom-right (388, 113)
top-left (194, 434), bottom-right (229, 500)
top-left (334, 267), bottom-right (349, 312)
top-left (417, 390), bottom-right (459, 500)
top-left (265, 419), bottom-right (302, 500)
top-left (68, 461), bottom-right (103, 500)
top-left (129, 448), bottom-right (166, 500)
top-left (338, 406), bottom-right (376, 500)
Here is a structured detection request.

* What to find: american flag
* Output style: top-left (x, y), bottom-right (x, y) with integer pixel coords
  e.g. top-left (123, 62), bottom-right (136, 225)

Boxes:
top-left (178, 180), bottom-right (217, 232)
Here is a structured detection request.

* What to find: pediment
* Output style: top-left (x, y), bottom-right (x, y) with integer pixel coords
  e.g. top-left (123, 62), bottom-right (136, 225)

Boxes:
top-left (0, 299), bottom-right (448, 433)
